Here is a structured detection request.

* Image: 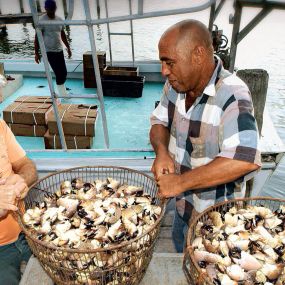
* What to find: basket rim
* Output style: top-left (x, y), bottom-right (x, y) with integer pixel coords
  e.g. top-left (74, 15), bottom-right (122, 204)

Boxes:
top-left (18, 165), bottom-right (167, 253)
top-left (186, 196), bottom-right (285, 282)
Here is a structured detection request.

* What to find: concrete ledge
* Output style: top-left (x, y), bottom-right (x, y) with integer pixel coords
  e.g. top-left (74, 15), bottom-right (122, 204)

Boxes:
top-left (20, 256), bottom-right (53, 285)
top-left (0, 74), bottom-right (23, 102)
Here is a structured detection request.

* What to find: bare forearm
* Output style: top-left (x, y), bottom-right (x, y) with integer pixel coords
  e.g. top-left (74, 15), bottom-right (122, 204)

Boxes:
top-left (34, 35), bottom-right (39, 53)
top-left (13, 158), bottom-right (38, 186)
top-left (61, 30), bottom-right (70, 49)
top-left (180, 157), bottom-right (259, 191)
top-left (149, 124), bottom-right (170, 155)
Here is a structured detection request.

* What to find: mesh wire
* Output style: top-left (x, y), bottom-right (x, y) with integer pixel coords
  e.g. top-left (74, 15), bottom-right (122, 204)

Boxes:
top-left (18, 166), bottom-right (166, 285)
top-left (182, 197), bottom-right (285, 285)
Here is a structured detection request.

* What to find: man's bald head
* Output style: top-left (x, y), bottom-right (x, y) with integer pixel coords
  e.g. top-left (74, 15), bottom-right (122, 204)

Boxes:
top-left (158, 20), bottom-right (216, 95)
top-left (159, 20), bottom-right (213, 56)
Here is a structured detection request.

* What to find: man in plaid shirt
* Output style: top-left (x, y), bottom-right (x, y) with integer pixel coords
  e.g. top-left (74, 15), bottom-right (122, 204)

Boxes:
top-left (150, 20), bottom-right (261, 252)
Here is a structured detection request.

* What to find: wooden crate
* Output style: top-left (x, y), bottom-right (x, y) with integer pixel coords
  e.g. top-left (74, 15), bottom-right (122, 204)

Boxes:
top-left (83, 51), bottom-right (106, 69)
top-left (103, 66), bottom-right (139, 76)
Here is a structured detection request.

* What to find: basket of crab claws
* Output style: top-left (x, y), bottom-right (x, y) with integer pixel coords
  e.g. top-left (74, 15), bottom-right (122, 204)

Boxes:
top-left (18, 166), bottom-right (166, 285)
top-left (182, 197), bottom-right (285, 285)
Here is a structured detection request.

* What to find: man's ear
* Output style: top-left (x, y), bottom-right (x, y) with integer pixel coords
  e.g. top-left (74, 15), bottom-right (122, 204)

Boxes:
top-left (193, 46), bottom-right (205, 65)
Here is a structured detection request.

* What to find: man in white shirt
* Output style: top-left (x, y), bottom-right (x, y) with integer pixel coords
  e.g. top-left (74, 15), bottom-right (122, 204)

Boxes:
top-left (34, 0), bottom-right (72, 98)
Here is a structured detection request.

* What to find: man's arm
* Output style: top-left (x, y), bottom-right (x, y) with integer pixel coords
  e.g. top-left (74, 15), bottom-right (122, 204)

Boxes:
top-left (61, 30), bottom-right (72, 58)
top-left (157, 156), bottom-right (259, 198)
top-left (12, 156), bottom-right (38, 187)
top-left (34, 34), bottom-right (41, 64)
top-left (150, 124), bottom-right (175, 179)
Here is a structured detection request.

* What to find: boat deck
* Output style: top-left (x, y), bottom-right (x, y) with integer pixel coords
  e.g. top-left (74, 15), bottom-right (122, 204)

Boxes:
top-left (0, 76), bottom-right (163, 151)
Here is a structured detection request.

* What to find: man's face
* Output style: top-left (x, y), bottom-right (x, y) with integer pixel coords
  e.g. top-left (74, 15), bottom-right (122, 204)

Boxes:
top-left (158, 32), bottom-right (198, 94)
top-left (46, 7), bottom-right (56, 18)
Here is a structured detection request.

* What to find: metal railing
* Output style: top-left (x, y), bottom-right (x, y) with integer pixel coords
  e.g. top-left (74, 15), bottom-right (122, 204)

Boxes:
top-left (29, 0), bottom-right (110, 149)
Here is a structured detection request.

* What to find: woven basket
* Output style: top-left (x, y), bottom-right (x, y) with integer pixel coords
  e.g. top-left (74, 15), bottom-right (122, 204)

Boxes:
top-left (182, 197), bottom-right (285, 285)
top-left (18, 166), bottom-right (166, 285)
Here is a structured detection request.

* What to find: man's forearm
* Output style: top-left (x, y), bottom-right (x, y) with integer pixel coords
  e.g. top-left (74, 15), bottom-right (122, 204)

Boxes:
top-left (61, 30), bottom-right (70, 49)
top-left (180, 157), bottom-right (260, 191)
top-left (34, 35), bottom-right (39, 54)
top-left (13, 158), bottom-right (38, 186)
top-left (149, 124), bottom-right (170, 155)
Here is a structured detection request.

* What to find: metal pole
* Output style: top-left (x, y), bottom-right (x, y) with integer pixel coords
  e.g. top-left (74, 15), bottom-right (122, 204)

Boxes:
top-left (229, 0), bottom-right (242, 72)
top-left (66, 0), bottom-right (74, 20)
top-left (83, 0), bottom-right (109, 148)
top-left (19, 0), bottom-right (24, 13)
top-left (104, 0), bottom-right (113, 65)
top-left (29, 0), bottom-right (67, 150)
top-left (129, 0), bottom-right (135, 66)
top-left (38, 1), bottom-right (214, 26)
top-left (62, 0), bottom-right (68, 19)
top-left (208, 1), bottom-right (216, 31)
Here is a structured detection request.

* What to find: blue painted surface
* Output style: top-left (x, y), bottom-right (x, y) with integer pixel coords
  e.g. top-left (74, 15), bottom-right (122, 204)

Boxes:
top-left (0, 77), bottom-right (163, 158)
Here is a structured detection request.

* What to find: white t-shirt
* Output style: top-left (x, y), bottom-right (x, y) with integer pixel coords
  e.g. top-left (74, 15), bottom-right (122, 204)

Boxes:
top-left (40, 14), bottom-right (63, 52)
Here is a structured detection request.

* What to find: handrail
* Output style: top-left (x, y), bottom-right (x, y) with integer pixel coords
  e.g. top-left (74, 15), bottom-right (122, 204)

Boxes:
top-left (37, 1), bottom-right (215, 26)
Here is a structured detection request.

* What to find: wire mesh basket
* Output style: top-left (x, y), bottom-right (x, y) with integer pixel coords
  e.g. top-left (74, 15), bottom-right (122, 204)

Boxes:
top-left (182, 197), bottom-right (285, 285)
top-left (18, 166), bottom-right (166, 285)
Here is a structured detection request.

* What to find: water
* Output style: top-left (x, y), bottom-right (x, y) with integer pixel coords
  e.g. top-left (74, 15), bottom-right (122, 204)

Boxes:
top-left (0, 0), bottom-right (285, 142)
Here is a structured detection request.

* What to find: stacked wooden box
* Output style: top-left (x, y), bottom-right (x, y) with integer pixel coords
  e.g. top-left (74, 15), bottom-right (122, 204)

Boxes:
top-left (83, 51), bottom-right (106, 88)
top-left (44, 104), bottom-right (97, 149)
top-left (101, 65), bottom-right (145, 98)
top-left (3, 96), bottom-right (55, 137)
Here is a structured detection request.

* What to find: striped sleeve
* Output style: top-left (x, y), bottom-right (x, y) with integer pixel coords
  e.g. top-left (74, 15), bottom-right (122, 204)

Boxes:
top-left (217, 91), bottom-right (261, 166)
top-left (150, 82), bottom-right (170, 127)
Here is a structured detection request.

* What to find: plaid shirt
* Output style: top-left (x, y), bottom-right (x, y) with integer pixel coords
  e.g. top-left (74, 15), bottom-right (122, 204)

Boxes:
top-left (151, 57), bottom-right (261, 222)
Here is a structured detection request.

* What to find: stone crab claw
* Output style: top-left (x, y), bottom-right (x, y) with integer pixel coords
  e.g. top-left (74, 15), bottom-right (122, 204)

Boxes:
top-left (124, 185), bottom-right (143, 196)
top-left (71, 178), bottom-right (84, 190)
top-left (60, 180), bottom-right (72, 195)
top-left (104, 203), bottom-right (122, 224)
top-left (106, 177), bottom-right (120, 190)
top-left (56, 197), bottom-right (79, 218)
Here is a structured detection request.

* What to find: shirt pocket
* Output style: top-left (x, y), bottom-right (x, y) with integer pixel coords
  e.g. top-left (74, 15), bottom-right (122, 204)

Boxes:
top-left (189, 137), bottom-right (206, 160)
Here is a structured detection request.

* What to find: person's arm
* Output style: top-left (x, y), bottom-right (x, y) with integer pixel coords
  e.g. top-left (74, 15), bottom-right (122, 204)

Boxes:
top-left (150, 82), bottom-right (175, 179)
top-left (34, 34), bottom-right (41, 64)
top-left (150, 124), bottom-right (175, 179)
top-left (61, 30), bottom-right (72, 58)
top-left (157, 157), bottom-right (259, 197)
top-left (0, 156), bottom-right (38, 200)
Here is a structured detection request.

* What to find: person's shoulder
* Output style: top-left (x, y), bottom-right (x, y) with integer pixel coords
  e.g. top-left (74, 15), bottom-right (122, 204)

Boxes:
top-left (39, 13), bottom-right (48, 20)
top-left (55, 15), bottom-right (63, 21)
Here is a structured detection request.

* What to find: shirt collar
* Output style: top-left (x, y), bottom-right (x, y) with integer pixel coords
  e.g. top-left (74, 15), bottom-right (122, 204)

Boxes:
top-left (202, 55), bottom-right (223, 97)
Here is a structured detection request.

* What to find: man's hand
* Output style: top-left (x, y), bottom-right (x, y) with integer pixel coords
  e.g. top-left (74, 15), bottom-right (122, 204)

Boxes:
top-left (0, 182), bottom-right (26, 213)
top-left (67, 48), bottom-right (72, 59)
top-left (157, 173), bottom-right (184, 198)
top-left (151, 152), bottom-right (175, 180)
top-left (0, 174), bottom-right (29, 199)
top-left (35, 53), bottom-right (41, 64)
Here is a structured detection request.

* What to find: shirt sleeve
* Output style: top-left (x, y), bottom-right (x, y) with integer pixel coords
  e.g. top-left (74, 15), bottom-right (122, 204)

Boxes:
top-left (1, 120), bottom-right (26, 164)
top-left (217, 89), bottom-right (261, 166)
top-left (150, 81), bottom-right (170, 128)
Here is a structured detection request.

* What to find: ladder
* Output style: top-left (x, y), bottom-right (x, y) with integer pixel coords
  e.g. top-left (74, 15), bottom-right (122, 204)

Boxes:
top-left (29, 0), bottom-right (109, 149)
top-left (104, 0), bottom-right (135, 66)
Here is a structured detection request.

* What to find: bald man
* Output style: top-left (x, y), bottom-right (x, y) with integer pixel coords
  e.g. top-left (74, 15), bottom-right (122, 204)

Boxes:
top-left (150, 20), bottom-right (261, 252)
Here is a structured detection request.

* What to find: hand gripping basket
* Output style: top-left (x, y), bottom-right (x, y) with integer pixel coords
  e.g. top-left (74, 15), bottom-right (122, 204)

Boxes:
top-left (18, 166), bottom-right (166, 285)
top-left (182, 197), bottom-right (285, 285)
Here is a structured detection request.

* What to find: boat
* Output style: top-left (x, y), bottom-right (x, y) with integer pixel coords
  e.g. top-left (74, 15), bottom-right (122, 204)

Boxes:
top-left (1, 0), bottom-right (285, 284)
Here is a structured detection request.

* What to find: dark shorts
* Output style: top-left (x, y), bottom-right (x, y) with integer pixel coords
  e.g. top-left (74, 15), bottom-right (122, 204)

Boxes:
top-left (0, 233), bottom-right (32, 285)
top-left (47, 50), bottom-right (67, 85)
